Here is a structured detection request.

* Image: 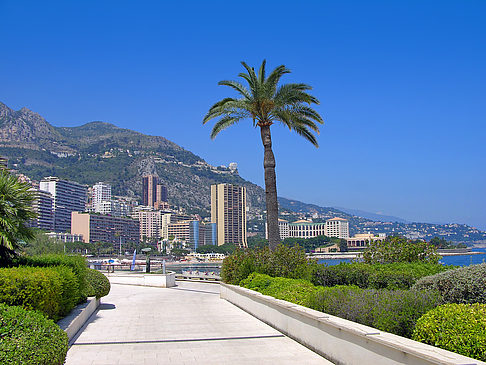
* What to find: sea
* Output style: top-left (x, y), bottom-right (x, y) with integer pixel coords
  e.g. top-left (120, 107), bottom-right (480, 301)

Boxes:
top-left (317, 247), bottom-right (486, 267)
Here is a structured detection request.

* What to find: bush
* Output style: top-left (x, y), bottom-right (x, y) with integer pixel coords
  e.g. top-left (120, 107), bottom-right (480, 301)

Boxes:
top-left (362, 236), bottom-right (440, 264)
top-left (85, 269), bottom-right (110, 298)
top-left (16, 254), bottom-right (88, 303)
top-left (221, 245), bottom-right (313, 284)
top-left (0, 303), bottom-right (68, 364)
top-left (413, 303), bottom-right (486, 361)
top-left (0, 267), bottom-right (62, 320)
top-left (307, 285), bottom-right (442, 338)
top-left (312, 262), bottom-right (450, 290)
top-left (240, 273), bottom-right (316, 306)
top-left (412, 263), bottom-right (486, 304)
top-left (0, 266), bottom-right (79, 320)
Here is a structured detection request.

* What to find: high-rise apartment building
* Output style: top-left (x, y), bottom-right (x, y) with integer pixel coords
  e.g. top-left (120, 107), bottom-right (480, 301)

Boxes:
top-left (167, 220), bottom-right (217, 252)
top-left (92, 182), bottom-right (111, 212)
top-left (156, 184), bottom-right (168, 203)
top-left (71, 212), bottom-right (139, 245)
top-left (210, 183), bottom-right (247, 248)
top-left (142, 175), bottom-right (158, 207)
top-left (39, 177), bottom-right (87, 233)
top-left (30, 189), bottom-right (54, 231)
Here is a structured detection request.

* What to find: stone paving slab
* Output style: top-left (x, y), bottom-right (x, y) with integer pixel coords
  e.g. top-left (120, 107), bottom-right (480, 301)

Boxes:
top-left (66, 281), bottom-right (332, 364)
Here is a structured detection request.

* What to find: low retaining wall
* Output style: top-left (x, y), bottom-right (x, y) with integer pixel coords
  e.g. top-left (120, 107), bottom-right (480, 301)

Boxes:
top-left (58, 296), bottom-right (100, 342)
top-left (107, 272), bottom-right (176, 288)
top-left (221, 283), bottom-right (485, 365)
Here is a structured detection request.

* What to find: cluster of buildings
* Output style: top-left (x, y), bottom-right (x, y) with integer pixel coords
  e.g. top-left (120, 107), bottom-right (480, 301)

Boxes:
top-left (26, 170), bottom-right (384, 253)
top-left (29, 173), bottom-right (249, 253)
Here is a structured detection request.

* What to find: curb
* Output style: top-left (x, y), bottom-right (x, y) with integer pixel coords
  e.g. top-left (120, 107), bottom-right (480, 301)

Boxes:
top-left (57, 297), bottom-right (100, 341)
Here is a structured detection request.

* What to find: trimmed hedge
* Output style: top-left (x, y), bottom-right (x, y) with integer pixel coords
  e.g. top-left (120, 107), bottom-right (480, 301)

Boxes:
top-left (241, 273), bottom-right (442, 338)
top-left (16, 254), bottom-right (88, 303)
top-left (0, 266), bottom-right (79, 320)
top-left (0, 303), bottom-right (68, 364)
top-left (413, 303), bottom-right (486, 361)
top-left (85, 269), bottom-right (110, 298)
top-left (308, 285), bottom-right (442, 337)
top-left (240, 273), bottom-right (316, 306)
top-left (412, 263), bottom-right (486, 304)
top-left (312, 262), bottom-right (450, 290)
top-left (221, 245), bottom-right (313, 284)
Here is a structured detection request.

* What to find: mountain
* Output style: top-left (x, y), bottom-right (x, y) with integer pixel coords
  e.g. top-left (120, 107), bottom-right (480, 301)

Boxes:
top-left (334, 207), bottom-right (410, 224)
top-left (1, 101), bottom-right (485, 244)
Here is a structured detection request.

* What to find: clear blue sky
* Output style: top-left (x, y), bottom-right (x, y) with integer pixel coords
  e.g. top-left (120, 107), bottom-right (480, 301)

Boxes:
top-left (1, 0), bottom-right (485, 230)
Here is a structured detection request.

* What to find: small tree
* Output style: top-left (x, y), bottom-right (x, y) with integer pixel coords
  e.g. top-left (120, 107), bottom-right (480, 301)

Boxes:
top-left (362, 236), bottom-right (440, 264)
top-left (0, 169), bottom-right (37, 265)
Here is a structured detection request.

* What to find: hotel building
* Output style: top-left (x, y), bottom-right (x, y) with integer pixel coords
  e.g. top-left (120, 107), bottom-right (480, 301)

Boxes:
top-left (275, 217), bottom-right (350, 240)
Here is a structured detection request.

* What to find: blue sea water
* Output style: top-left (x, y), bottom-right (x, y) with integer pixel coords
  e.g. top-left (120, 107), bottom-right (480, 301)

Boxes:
top-left (317, 248), bottom-right (486, 267)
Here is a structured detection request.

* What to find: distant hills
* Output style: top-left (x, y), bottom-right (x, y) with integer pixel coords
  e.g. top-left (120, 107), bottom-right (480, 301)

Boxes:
top-left (1, 101), bottom-right (485, 244)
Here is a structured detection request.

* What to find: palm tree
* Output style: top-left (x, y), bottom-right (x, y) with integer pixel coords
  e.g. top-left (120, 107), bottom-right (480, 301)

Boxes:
top-left (0, 169), bottom-right (37, 265)
top-left (203, 60), bottom-right (323, 250)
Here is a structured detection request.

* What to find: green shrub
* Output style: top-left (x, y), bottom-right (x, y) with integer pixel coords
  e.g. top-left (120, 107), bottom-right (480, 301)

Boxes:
top-left (50, 265), bottom-right (80, 316)
top-left (221, 245), bottom-right (313, 284)
top-left (412, 263), bottom-right (486, 304)
top-left (16, 254), bottom-right (88, 303)
top-left (85, 269), bottom-right (110, 298)
top-left (240, 273), bottom-right (316, 306)
top-left (413, 303), bottom-right (486, 361)
top-left (312, 262), bottom-right (450, 290)
top-left (307, 285), bottom-right (442, 337)
top-left (0, 267), bottom-right (63, 319)
top-left (0, 303), bottom-right (68, 365)
top-left (362, 236), bottom-right (440, 264)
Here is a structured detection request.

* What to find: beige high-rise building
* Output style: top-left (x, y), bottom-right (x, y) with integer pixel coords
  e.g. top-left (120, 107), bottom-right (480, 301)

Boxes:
top-left (210, 184), bottom-right (247, 248)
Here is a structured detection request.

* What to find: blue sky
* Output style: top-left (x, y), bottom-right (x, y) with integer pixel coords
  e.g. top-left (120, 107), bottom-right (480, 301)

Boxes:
top-left (1, 0), bottom-right (485, 230)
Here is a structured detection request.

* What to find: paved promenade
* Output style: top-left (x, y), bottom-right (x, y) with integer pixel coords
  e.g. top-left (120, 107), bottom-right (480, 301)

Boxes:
top-left (66, 281), bottom-right (332, 364)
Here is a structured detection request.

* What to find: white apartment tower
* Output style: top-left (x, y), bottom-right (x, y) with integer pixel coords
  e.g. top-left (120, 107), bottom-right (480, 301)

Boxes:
top-left (210, 183), bottom-right (247, 248)
top-left (92, 182), bottom-right (112, 212)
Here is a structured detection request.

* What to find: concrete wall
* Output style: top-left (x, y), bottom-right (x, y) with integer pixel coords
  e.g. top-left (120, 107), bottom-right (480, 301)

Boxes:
top-left (108, 272), bottom-right (176, 288)
top-left (221, 283), bottom-right (485, 365)
top-left (58, 296), bottom-right (100, 342)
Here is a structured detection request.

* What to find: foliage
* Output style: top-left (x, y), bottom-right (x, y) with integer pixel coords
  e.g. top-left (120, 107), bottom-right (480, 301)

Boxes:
top-left (429, 236), bottom-right (467, 249)
top-left (0, 303), bottom-right (68, 365)
top-left (171, 248), bottom-right (190, 258)
top-left (282, 235), bottom-right (342, 253)
top-left (308, 285), bottom-right (442, 338)
top-left (23, 231), bottom-right (64, 256)
top-left (362, 236), bottom-right (440, 264)
top-left (85, 269), bottom-right (110, 298)
top-left (413, 303), bottom-right (486, 361)
top-left (221, 244), bottom-right (313, 284)
top-left (247, 236), bottom-right (268, 249)
top-left (412, 263), bottom-right (486, 304)
top-left (16, 254), bottom-right (88, 303)
top-left (240, 273), bottom-right (316, 306)
top-left (312, 262), bottom-right (450, 290)
top-left (0, 266), bottom-right (78, 320)
top-left (0, 169), bottom-right (37, 265)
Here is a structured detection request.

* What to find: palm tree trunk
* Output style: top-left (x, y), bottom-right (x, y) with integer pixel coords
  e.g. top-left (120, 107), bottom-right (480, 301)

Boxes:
top-left (260, 125), bottom-right (280, 250)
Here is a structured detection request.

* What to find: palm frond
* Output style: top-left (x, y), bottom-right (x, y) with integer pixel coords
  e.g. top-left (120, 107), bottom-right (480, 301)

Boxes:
top-left (218, 80), bottom-right (251, 100)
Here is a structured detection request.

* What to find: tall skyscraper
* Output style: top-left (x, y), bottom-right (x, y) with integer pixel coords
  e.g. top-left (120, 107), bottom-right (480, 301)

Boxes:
top-left (142, 175), bottom-right (157, 207)
top-left (210, 183), bottom-right (247, 248)
top-left (39, 177), bottom-right (87, 233)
